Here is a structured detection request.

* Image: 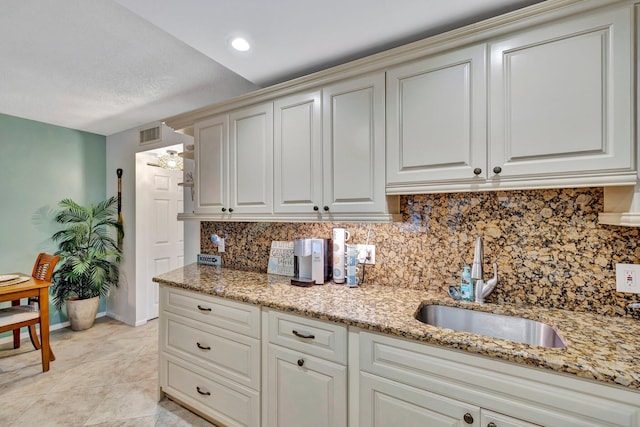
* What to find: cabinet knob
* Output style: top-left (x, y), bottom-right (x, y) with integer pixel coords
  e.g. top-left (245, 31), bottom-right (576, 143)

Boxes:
top-left (323, 206), bottom-right (329, 212)
top-left (229, 208), bottom-right (234, 213)
top-left (473, 168), bottom-right (482, 175)
top-left (313, 205), bottom-right (319, 211)
top-left (463, 413), bottom-right (474, 424)
top-left (221, 207), bottom-right (227, 212)
top-left (493, 166), bottom-right (502, 174)
top-left (297, 358), bottom-right (304, 367)
top-left (487, 423), bottom-right (497, 427)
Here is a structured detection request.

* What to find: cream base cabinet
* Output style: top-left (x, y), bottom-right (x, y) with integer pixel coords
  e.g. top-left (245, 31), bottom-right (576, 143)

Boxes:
top-left (263, 309), bottom-right (348, 427)
top-left (229, 102), bottom-right (274, 214)
top-left (489, 6), bottom-right (634, 182)
top-left (354, 329), bottom-right (640, 427)
top-left (386, 44), bottom-right (487, 188)
top-left (322, 73), bottom-right (387, 215)
top-left (359, 371), bottom-right (481, 426)
top-left (194, 114), bottom-right (230, 215)
top-left (265, 344), bottom-right (347, 427)
top-left (159, 285), bottom-right (261, 427)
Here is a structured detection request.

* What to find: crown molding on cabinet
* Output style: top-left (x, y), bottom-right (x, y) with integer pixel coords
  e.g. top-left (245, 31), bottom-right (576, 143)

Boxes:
top-left (599, 186), bottom-right (640, 227)
top-left (163, 0), bottom-right (627, 134)
top-left (387, 174), bottom-right (639, 195)
top-left (177, 212), bottom-right (402, 223)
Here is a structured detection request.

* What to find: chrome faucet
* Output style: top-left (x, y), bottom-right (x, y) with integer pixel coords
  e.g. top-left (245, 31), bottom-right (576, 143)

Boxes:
top-left (471, 237), bottom-right (498, 303)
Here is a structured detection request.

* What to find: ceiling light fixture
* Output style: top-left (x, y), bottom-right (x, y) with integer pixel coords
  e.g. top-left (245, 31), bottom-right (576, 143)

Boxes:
top-left (231, 37), bottom-right (251, 52)
top-left (158, 150), bottom-right (183, 171)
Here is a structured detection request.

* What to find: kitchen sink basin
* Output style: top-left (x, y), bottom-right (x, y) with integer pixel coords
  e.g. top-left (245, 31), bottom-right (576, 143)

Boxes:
top-left (415, 304), bottom-right (566, 348)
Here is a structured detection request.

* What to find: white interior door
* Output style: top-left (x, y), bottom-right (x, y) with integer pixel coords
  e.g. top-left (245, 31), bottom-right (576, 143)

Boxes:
top-left (145, 164), bottom-right (184, 320)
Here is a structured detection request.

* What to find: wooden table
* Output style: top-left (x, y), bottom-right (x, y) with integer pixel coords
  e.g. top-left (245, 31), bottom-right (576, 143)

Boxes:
top-left (0, 274), bottom-right (52, 372)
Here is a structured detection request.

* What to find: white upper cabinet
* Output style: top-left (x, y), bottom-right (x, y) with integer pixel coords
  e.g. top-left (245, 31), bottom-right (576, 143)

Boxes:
top-left (489, 7), bottom-right (634, 182)
top-left (229, 102), bottom-right (274, 214)
top-left (323, 73), bottom-right (387, 214)
top-left (386, 44), bottom-right (487, 187)
top-left (194, 114), bottom-right (229, 215)
top-left (275, 75), bottom-right (390, 217)
top-left (172, 0), bottom-right (638, 210)
top-left (274, 90), bottom-right (323, 214)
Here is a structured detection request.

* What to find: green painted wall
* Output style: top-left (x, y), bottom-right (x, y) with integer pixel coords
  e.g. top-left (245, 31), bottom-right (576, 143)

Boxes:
top-left (0, 113), bottom-right (107, 326)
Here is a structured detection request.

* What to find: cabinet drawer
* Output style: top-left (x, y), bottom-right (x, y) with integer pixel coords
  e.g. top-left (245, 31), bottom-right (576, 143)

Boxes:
top-left (267, 309), bottom-right (347, 364)
top-left (161, 355), bottom-right (260, 427)
top-left (162, 313), bottom-right (260, 390)
top-left (161, 285), bottom-right (260, 338)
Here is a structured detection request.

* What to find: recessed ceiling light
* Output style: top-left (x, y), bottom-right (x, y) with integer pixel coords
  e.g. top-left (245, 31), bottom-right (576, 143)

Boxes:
top-left (231, 37), bottom-right (251, 52)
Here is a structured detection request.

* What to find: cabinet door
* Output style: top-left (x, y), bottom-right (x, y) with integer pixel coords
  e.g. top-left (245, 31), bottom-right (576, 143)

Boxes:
top-left (274, 90), bottom-right (323, 214)
top-left (359, 372), bottom-right (480, 427)
top-left (481, 410), bottom-right (541, 427)
top-left (387, 44), bottom-right (487, 185)
top-left (194, 114), bottom-right (229, 214)
top-left (322, 73), bottom-right (386, 214)
top-left (489, 7), bottom-right (633, 179)
top-left (229, 103), bottom-right (274, 214)
top-left (265, 343), bottom-right (347, 427)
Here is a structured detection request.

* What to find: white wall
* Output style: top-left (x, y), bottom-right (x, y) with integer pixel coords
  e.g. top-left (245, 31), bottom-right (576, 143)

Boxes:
top-left (106, 123), bottom-right (199, 326)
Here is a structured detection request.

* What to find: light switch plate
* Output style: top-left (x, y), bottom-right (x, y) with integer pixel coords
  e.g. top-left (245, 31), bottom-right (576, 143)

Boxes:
top-left (616, 263), bottom-right (640, 294)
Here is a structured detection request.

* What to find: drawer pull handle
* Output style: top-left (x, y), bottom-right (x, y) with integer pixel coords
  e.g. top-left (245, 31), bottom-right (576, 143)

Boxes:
top-left (197, 305), bottom-right (212, 312)
top-left (297, 358), bottom-right (305, 367)
top-left (292, 330), bottom-right (315, 339)
top-left (196, 386), bottom-right (211, 396)
top-left (196, 342), bottom-right (211, 350)
top-left (463, 413), bottom-right (474, 424)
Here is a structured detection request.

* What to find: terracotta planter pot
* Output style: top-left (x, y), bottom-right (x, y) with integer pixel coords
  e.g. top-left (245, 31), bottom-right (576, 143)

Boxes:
top-left (66, 296), bottom-right (99, 331)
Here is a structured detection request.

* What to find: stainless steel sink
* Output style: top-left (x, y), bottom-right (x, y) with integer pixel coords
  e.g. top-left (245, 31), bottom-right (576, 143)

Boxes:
top-left (415, 305), bottom-right (566, 348)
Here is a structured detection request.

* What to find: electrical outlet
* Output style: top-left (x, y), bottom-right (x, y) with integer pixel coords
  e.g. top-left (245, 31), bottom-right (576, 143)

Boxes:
top-left (355, 244), bottom-right (375, 265)
top-left (616, 263), bottom-right (640, 294)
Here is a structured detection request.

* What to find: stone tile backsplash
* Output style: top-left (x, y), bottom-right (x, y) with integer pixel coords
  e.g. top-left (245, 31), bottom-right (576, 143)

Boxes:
top-left (200, 188), bottom-right (640, 318)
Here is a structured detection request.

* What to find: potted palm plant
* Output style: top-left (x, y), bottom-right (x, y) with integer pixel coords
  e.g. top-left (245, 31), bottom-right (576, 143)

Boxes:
top-left (50, 197), bottom-right (124, 331)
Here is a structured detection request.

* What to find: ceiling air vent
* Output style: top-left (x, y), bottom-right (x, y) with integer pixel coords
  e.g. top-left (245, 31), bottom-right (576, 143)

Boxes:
top-left (139, 125), bottom-right (161, 145)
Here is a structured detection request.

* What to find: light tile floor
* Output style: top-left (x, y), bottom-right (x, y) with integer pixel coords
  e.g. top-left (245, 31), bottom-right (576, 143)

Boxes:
top-left (0, 317), bottom-right (216, 426)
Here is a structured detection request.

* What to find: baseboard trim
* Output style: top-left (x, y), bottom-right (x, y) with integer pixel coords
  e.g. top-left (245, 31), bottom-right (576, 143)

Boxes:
top-left (106, 310), bottom-right (138, 326)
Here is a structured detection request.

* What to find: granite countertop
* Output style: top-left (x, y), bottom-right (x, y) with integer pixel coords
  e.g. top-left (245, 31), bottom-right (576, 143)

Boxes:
top-left (153, 263), bottom-right (640, 391)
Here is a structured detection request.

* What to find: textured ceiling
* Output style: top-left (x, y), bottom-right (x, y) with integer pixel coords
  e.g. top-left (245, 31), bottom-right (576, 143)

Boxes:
top-left (0, 0), bottom-right (542, 136)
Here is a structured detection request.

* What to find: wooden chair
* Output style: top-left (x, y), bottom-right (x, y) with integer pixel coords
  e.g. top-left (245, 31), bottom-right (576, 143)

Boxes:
top-left (0, 253), bottom-right (59, 362)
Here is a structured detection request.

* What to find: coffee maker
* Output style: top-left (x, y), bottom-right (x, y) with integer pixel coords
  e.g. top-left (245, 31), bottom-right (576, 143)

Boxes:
top-left (291, 238), bottom-right (331, 286)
